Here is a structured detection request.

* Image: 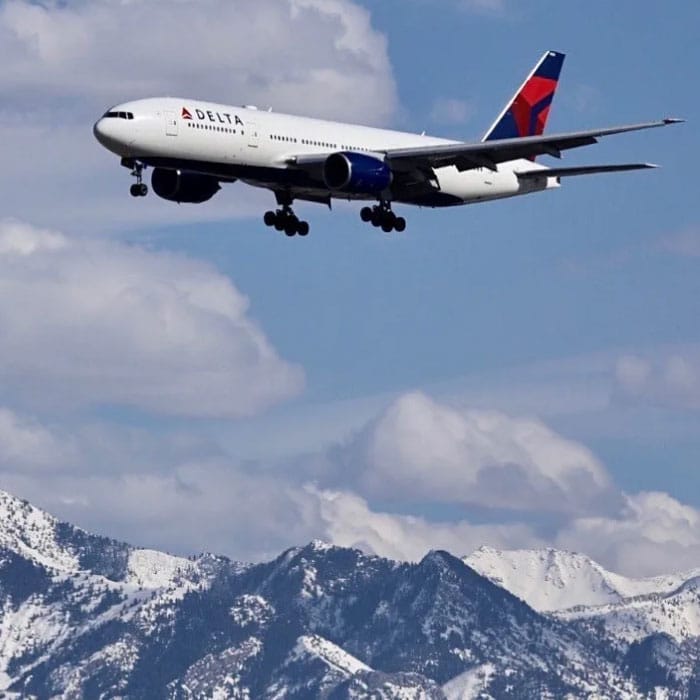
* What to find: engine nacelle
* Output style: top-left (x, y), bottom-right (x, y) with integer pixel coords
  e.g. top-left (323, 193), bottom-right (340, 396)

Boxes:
top-left (323, 152), bottom-right (392, 194)
top-left (151, 168), bottom-right (221, 203)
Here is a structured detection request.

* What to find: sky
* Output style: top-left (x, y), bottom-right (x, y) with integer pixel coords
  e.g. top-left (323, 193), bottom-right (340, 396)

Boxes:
top-left (0, 0), bottom-right (698, 577)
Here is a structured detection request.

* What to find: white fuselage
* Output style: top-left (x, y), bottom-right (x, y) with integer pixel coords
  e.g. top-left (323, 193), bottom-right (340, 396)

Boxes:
top-left (93, 97), bottom-right (559, 207)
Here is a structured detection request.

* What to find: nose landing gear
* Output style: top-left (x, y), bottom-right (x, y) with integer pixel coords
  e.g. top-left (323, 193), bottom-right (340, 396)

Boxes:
top-left (123, 159), bottom-right (148, 197)
top-left (360, 203), bottom-right (406, 233)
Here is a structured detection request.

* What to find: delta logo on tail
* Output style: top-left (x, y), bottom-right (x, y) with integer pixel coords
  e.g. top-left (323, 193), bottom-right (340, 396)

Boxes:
top-left (484, 51), bottom-right (565, 142)
top-left (181, 107), bottom-right (193, 120)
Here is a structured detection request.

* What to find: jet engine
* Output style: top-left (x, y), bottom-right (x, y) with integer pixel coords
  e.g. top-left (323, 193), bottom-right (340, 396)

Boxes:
top-left (151, 168), bottom-right (221, 203)
top-left (323, 152), bottom-right (392, 194)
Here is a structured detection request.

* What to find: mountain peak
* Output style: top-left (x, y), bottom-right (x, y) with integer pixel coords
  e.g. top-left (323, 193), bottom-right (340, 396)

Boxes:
top-left (0, 488), bottom-right (699, 698)
top-left (465, 546), bottom-right (700, 613)
top-left (0, 489), bottom-right (79, 572)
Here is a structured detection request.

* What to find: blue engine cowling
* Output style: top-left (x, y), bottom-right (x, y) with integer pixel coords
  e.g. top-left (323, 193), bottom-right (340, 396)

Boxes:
top-left (151, 168), bottom-right (221, 203)
top-left (323, 152), bottom-right (393, 194)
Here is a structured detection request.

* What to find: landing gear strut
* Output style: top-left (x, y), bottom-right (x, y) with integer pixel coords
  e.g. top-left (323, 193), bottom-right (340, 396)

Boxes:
top-left (264, 192), bottom-right (310, 236)
top-left (360, 202), bottom-right (406, 233)
top-left (123, 159), bottom-right (148, 198)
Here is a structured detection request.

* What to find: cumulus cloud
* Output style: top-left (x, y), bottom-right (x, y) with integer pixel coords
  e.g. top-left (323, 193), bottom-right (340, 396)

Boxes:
top-left (0, 0), bottom-right (397, 229)
top-left (556, 491), bottom-right (700, 578)
top-left (0, 219), bottom-right (303, 418)
top-left (0, 462), bottom-right (318, 561)
top-left (0, 0), bottom-right (396, 124)
top-left (0, 408), bottom-right (74, 471)
top-left (311, 487), bottom-right (700, 577)
top-left (614, 350), bottom-right (700, 410)
top-left (306, 486), bottom-right (544, 562)
top-left (325, 391), bottom-right (617, 515)
top-left (1, 391), bottom-right (699, 576)
top-left (0, 386), bottom-right (695, 576)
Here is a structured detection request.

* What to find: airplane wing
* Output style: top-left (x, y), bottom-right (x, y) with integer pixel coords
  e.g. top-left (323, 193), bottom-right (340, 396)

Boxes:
top-left (516, 163), bottom-right (658, 179)
top-left (383, 119), bottom-right (683, 172)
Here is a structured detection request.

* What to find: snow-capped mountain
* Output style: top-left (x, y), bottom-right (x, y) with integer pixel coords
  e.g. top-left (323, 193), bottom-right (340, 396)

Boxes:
top-left (465, 545), bottom-right (700, 613)
top-left (0, 488), bottom-right (699, 698)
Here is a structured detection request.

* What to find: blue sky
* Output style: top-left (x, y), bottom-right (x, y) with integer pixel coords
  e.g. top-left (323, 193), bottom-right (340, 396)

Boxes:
top-left (0, 0), bottom-right (697, 575)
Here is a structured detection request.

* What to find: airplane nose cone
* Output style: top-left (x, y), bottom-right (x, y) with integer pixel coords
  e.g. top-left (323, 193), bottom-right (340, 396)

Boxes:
top-left (93, 118), bottom-right (108, 145)
top-left (93, 116), bottom-right (133, 156)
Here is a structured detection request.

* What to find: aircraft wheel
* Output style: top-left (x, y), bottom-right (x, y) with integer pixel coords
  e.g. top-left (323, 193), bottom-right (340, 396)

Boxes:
top-left (360, 206), bottom-right (373, 222)
top-left (138, 183), bottom-right (148, 197)
top-left (130, 184), bottom-right (141, 197)
top-left (381, 219), bottom-right (394, 233)
top-left (370, 210), bottom-right (382, 227)
top-left (284, 218), bottom-right (298, 236)
top-left (297, 221), bottom-right (310, 237)
top-left (394, 217), bottom-right (406, 233)
top-left (274, 212), bottom-right (286, 231)
top-left (264, 210), bottom-right (276, 227)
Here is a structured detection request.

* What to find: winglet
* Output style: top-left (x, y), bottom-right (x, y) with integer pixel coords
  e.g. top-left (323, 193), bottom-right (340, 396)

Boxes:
top-left (483, 50), bottom-right (566, 142)
top-left (663, 117), bottom-right (685, 125)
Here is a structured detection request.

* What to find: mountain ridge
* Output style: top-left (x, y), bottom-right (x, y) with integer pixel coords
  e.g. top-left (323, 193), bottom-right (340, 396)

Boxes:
top-left (0, 487), bottom-right (698, 698)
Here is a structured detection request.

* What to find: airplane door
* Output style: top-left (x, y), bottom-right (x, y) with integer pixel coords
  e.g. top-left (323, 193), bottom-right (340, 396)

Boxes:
top-left (165, 111), bottom-right (178, 136)
top-left (247, 122), bottom-right (259, 148)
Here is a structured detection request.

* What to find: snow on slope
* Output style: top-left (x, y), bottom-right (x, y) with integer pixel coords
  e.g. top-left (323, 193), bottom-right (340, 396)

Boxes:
top-left (558, 576), bottom-right (700, 643)
top-left (465, 546), bottom-right (700, 613)
top-left (442, 663), bottom-right (496, 700)
top-left (0, 490), bottom-right (78, 571)
top-left (126, 548), bottom-right (194, 589)
top-left (291, 634), bottom-right (371, 675)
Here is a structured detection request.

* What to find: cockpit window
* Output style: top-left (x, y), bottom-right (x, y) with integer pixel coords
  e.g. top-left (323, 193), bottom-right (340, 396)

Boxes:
top-left (103, 111), bottom-right (134, 120)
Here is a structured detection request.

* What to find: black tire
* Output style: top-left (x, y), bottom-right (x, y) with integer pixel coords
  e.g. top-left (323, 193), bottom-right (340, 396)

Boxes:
top-left (138, 183), bottom-right (148, 197)
top-left (130, 184), bottom-right (140, 197)
top-left (360, 207), bottom-right (373, 222)
top-left (264, 211), bottom-right (276, 227)
top-left (274, 213), bottom-right (285, 231)
top-left (370, 211), bottom-right (382, 227)
top-left (284, 219), bottom-right (298, 236)
top-left (381, 219), bottom-right (394, 233)
top-left (297, 221), bottom-right (310, 236)
top-left (394, 217), bottom-right (406, 232)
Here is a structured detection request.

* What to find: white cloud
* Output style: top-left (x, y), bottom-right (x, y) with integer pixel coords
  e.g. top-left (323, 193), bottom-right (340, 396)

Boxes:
top-left (1, 394), bottom-right (698, 577)
top-left (614, 350), bottom-right (700, 410)
top-left (556, 491), bottom-right (700, 578)
top-left (0, 0), bottom-right (396, 124)
top-left (0, 0), bottom-right (397, 229)
top-left (326, 391), bottom-right (617, 515)
top-left (307, 486), bottom-right (543, 562)
top-left (0, 219), bottom-right (303, 418)
top-left (0, 463), bottom-right (316, 561)
top-left (0, 408), bottom-right (73, 471)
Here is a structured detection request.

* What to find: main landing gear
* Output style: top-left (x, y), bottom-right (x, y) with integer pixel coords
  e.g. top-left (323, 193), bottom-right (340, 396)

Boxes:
top-left (263, 208), bottom-right (310, 237)
top-left (360, 203), bottom-right (406, 233)
top-left (124, 159), bottom-right (148, 198)
top-left (264, 192), bottom-right (309, 237)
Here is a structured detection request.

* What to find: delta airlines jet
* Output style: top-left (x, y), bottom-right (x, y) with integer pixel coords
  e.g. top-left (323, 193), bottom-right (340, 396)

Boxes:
top-left (93, 51), bottom-right (681, 236)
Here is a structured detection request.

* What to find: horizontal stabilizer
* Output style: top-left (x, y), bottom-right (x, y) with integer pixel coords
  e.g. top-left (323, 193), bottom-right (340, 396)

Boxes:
top-left (516, 163), bottom-right (658, 179)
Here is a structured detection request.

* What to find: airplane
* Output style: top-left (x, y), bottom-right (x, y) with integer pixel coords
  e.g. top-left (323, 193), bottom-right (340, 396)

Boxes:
top-left (93, 50), bottom-right (682, 237)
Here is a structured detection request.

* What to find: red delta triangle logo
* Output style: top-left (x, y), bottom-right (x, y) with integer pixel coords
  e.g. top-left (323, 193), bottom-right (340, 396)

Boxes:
top-left (181, 107), bottom-right (193, 120)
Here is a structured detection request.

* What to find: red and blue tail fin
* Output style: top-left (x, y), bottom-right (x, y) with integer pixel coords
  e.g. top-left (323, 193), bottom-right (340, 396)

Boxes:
top-left (482, 51), bottom-right (565, 143)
